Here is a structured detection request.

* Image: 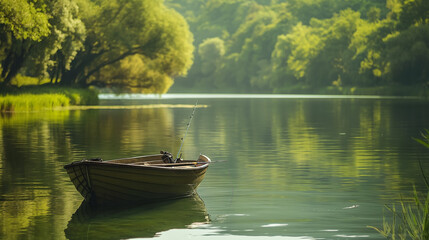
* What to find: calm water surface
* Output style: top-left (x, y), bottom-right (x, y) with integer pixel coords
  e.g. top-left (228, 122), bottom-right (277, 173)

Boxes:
top-left (1, 95), bottom-right (428, 240)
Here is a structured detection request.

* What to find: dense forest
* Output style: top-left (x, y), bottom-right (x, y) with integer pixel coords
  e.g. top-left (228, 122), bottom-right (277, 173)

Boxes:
top-left (167, 0), bottom-right (429, 94)
top-left (0, 0), bottom-right (193, 93)
top-left (1, 0), bottom-right (429, 94)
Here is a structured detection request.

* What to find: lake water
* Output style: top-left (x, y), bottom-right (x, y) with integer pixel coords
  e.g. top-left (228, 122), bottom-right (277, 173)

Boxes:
top-left (1, 94), bottom-right (428, 240)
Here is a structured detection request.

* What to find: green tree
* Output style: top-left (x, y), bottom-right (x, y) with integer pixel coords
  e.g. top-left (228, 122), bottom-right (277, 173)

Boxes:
top-left (0, 0), bottom-right (86, 88)
top-left (232, 4), bottom-right (292, 91)
top-left (0, 0), bottom-right (50, 86)
top-left (272, 9), bottom-right (366, 88)
top-left (384, 25), bottom-right (429, 85)
top-left (144, 0), bottom-right (429, 93)
top-left (397, 0), bottom-right (429, 30)
top-left (96, 54), bottom-right (176, 93)
top-left (196, 0), bottom-right (246, 41)
top-left (30, 0), bottom-right (86, 83)
top-left (198, 37), bottom-right (225, 76)
top-left (359, 0), bottom-right (429, 86)
top-left (272, 22), bottom-right (323, 84)
top-left (60, 0), bottom-right (194, 89)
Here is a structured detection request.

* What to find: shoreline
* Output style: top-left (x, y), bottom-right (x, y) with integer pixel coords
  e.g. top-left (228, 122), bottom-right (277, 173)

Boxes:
top-left (2, 84), bottom-right (428, 112)
top-left (99, 93), bottom-right (423, 100)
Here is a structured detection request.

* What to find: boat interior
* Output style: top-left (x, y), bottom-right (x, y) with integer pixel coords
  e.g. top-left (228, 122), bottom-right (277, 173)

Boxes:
top-left (105, 152), bottom-right (210, 168)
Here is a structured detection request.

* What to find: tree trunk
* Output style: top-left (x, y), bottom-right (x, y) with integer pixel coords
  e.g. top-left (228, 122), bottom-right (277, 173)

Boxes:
top-left (0, 39), bottom-right (31, 88)
top-left (79, 50), bottom-right (136, 86)
top-left (60, 50), bottom-right (107, 87)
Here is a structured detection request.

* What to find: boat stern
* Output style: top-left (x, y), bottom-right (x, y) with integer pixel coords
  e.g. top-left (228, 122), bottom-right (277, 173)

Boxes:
top-left (64, 161), bottom-right (93, 201)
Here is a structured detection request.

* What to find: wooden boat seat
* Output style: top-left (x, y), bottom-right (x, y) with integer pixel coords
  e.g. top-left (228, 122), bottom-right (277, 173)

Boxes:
top-left (149, 162), bottom-right (198, 167)
top-left (108, 154), bottom-right (164, 164)
top-left (128, 160), bottom-right (163, 165)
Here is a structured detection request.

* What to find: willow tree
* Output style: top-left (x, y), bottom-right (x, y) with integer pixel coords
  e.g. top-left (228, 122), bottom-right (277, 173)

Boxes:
top-left (30, 0), bottom-right (86, 83)
top-left (60, 0), bottom-right (194, 91)
top-left (0, 0), bottom-right (86, 87)
top-left (0, 0), bottom-right (50, 86)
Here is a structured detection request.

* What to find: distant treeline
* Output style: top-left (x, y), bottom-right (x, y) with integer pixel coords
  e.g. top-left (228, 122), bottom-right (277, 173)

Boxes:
top-left (167, 0), bottom-right (429, 94)
top-left (0, 0), bottom-right (194, 93)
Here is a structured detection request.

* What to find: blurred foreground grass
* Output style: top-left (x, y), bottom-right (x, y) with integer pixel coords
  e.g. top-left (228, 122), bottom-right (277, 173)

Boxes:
top-left (369, 130), bottom-right (429, 240)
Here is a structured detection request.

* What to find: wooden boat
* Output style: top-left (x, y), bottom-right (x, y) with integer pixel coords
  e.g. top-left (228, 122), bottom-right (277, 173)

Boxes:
top-left (64, 151), bottom-right (210, 205)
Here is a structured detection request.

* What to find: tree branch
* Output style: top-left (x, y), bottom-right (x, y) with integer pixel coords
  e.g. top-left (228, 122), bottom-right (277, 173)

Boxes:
top-left (97, 1), bottom-right (129, 27)
top-left (81, 48), bottom-right (140, 84)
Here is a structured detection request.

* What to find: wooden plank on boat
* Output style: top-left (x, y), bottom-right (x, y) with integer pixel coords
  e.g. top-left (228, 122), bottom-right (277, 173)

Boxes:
top-left (90, 173), bottom-right (194, 194)
top-left (107, 154), bottom-right (164, 164)
top-left (89, 167), bottom-right (202, 185)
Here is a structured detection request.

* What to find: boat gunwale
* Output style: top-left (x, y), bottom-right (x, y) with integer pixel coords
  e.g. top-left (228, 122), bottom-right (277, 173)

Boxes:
top-left (64, 155), bottom-right (211, 171)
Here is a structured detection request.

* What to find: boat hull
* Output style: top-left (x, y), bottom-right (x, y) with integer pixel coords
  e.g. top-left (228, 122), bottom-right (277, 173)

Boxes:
top-left (64, 154), bottom-right (210, 205)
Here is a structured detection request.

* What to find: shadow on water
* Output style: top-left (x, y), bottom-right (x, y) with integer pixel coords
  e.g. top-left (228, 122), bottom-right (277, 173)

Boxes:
top-left (64, 195), bottom-right (209, 240)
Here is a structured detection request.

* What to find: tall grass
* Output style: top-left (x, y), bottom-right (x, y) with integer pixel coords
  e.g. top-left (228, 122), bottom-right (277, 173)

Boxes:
top-left (369, 130), bottom-right (429, 240)
top-left (0, 85), bottom-right (99, 112)
top-left (0, 94), bottom-right (70, 112)
top-left (369, 189), bottom-right (429, 240)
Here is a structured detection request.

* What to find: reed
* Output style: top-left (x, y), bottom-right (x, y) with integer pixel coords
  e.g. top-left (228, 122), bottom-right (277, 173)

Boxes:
top-left (369, 189), bottom-right (429, 240)
top-left (0, 94), bottom-right (70, 112)
top-left (0, 85), bottom-right (99, 111)
top-left (5, 85), bottom-right (99, 105)
top-left (369, 130), bottom-right (429, 240)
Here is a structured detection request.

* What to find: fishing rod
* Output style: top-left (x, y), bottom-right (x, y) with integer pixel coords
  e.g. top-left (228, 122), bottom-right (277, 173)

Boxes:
top-left (175, 101), bottom-right (198, 162)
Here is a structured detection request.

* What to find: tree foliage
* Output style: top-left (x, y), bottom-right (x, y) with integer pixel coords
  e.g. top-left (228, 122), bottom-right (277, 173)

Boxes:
top-left (0, 0), bottom-right (194, 93)
top-left (58, 0), bottom-right (194, 92)
top-left (167, 0), bottom-right (429, 93)
top-left (0, 0), bottom-right (51, 86)
top-left (385, 25), bottom-right (429, 85)
top-left (198, 38), bottom-right (225, 75)
top-left (3, 0), bottom-right (428, 93)
top-left (0, 0), bottom-right (51, 41)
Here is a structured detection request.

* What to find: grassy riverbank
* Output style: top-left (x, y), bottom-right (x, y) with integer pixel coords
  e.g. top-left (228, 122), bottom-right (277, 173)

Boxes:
top-left (0, 85), bottom-right (99, 112)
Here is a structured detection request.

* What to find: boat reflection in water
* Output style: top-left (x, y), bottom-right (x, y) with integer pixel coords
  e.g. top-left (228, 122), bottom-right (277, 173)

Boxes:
top-left (64, 195), bottom-right (209, 240)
